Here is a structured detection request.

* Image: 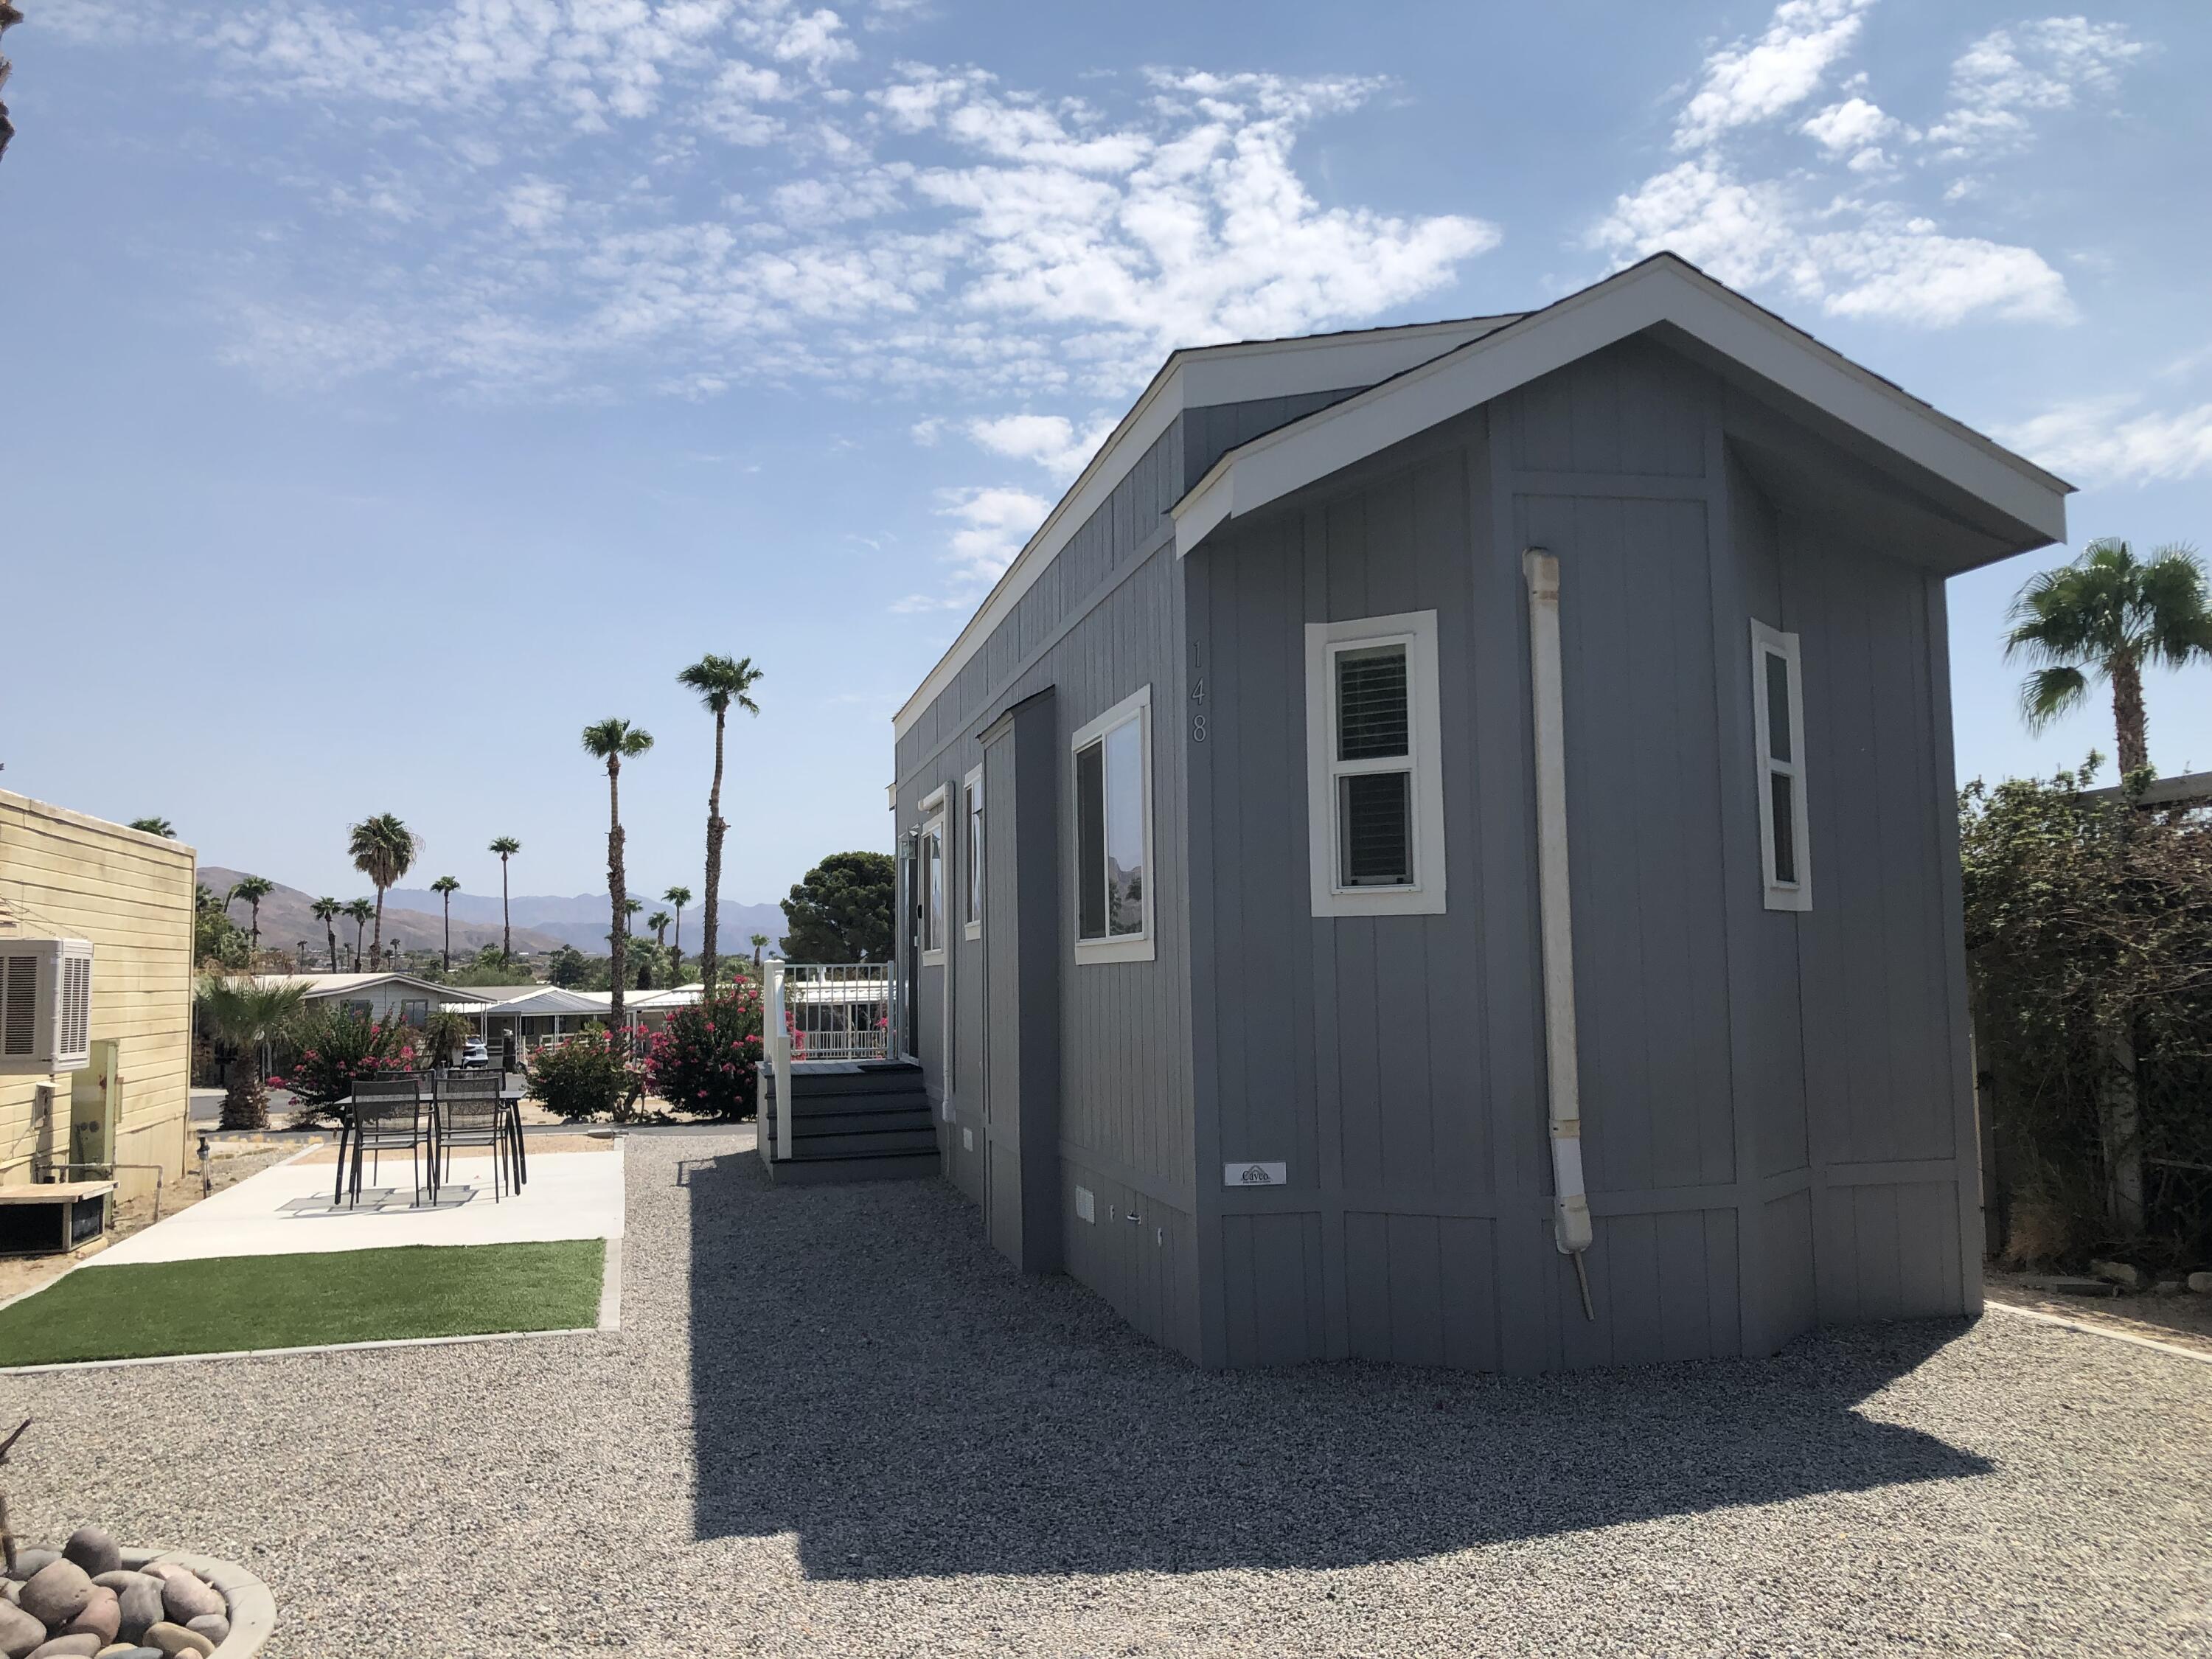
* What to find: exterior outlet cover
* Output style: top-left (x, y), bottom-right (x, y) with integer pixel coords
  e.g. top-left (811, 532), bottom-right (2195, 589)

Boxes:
top-left (1225, 1161), bottom-right (1287, 1188)
top-left (1075, 1186), bottom-right (1095, 1223)
top-left (961, 1126), bottom-right (974, 1151)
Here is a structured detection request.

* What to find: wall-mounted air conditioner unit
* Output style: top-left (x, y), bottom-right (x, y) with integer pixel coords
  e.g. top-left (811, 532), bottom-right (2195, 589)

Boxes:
top-left (0, 939), bottom-right (95, 1074)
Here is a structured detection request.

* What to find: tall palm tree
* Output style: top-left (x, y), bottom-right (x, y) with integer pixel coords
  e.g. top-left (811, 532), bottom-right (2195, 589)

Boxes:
top-left (488, 836), bottom-right (522, 959)
top-left (347, 813), bottom-right (422, 970)
top-left (228, 875), bottom-right (276, 956)
top-left (2006, 538), bottom-right (2212, 776)
top-left (311, 897), bottom-right (343, 972)
top-left (648, 911), bottom-right (672, 950)
top-left (197, 974), bottom-right (308, 1130)
top-left (582, 718), bottom-right (653, 1043)
top-left (676, 653), bottom-right (763, 994)
top-left (344, 897), bottom-right (375, 968)
top-left (130, 817), bottom-right (176, 838)
top-left (751, 932), bottom-right (768, 973)
top-left (663, 886), bottom-right (692, 955)
top-left (430, 874), bottom-right (462, 971)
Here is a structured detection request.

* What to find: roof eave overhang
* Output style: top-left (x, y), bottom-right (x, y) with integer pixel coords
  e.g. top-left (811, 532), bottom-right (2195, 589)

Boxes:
top-left (1173, 254), bottom-right (2072, 562)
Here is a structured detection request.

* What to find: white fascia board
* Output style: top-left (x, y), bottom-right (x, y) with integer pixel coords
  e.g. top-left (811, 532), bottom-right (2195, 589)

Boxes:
top-left (890, 316), bottom-right (1523, 743)
top-left (1174, 257), bottom-right (2071, 556)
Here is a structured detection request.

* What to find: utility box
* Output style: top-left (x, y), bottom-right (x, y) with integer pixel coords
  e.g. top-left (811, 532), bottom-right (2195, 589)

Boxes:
top-left (0, 1180), bottom-right (115, 1256)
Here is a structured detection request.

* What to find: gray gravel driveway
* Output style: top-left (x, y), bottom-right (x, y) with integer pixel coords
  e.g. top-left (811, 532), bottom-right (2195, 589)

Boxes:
top-left (6, 1132), bottom-right (2209, 1656)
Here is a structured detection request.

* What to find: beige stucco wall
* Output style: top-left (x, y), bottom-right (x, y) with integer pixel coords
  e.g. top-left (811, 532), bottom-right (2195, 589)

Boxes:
top-left (0, 790), bottom-right (195, 1201)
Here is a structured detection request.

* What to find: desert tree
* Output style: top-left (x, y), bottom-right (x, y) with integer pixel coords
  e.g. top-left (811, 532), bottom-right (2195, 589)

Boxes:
top-left (488, 835), bottom-right (522, 959)
top-left (347, 813), bottom-right (421, 969)
top-left (344, 897), bottom-right (375, 968)
top-left (675, 653), bottom-right (762, 994)
top-left (311, 897), bottom-right (342, 972)
top-left (197, 974), bottom-right (307, 1130)
top-left (582, 718), bottom-right (653, 1043)
top-left (430, 874), bottom-right (462, 971)
top-left (129, 817), bottom-right (175, 838)
top-left (227, 875), bottom-right (276, 956)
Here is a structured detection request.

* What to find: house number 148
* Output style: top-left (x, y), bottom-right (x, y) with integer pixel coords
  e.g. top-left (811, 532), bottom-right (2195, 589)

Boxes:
top-left (1189, 642), bottom-right (1208, 742)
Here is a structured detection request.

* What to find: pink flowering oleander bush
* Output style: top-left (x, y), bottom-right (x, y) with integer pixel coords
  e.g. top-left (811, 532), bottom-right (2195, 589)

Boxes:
top-left (526, 1025), bottom-right (653, 1122)
top-left (272, 1007), bottom-right (423, 1125)
top-left (644, 985), bottom-right (765, 1120)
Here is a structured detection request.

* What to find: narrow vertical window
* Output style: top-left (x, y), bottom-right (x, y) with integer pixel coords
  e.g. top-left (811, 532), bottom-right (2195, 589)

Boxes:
top-left (963, 765), bottom-right (984, 939)
top-left (1306, 612), bottom-right (1447, 916)
top-left (921, 813), bottom-right (946, 959)
top-left (1751, 620), bottom-right (1811, 911)
top-left (1072, 686), bottom-right (1153, 961)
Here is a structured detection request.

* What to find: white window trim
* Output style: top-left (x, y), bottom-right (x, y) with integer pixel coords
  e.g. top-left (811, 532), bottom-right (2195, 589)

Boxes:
top-left (1071, 684), bottom-right (1155, 964)
top-left (920, 809), bottom-right (948, 964)
top-left (1751, 619), bottom-right (1812, 913)
top-left (963, 764), bottom-right (984, 941)
top-left (1304, 611), bottom-right (1448, 917)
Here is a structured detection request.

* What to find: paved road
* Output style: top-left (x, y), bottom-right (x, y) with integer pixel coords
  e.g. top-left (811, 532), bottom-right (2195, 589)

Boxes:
top-left (8, 1132), bottom-right (2209, 1656)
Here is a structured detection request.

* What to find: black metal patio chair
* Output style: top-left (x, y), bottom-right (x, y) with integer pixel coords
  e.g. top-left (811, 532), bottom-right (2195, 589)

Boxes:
top-left (433, 1073), bottom-right (515, 1202)
top-left (340, 1078), bottom-right (431, 1208)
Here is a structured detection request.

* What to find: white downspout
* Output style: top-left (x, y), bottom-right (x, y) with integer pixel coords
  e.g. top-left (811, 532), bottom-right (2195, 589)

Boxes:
top-left (1523, 549), bottom-right (1596, 1318)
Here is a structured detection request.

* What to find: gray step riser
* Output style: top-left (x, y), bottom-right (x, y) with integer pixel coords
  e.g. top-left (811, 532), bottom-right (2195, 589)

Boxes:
top-left (781, 1128), bottom-right (941, 1157)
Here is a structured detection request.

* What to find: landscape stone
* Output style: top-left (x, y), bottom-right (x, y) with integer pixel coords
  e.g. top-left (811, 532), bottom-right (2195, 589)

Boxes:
top-left (84, 1580), bottom-right (146, 1599)
top-left (139, 1627), bottom-right (213, 1659)
top-left (2190, 1270), bottom-right (2212, 1294)
top-left (179, 1618), bottom-right (224, 1650)
top-left (2090, 1258), bottom-right (2145, 1290)
top-left (113, 1583), bottom-right (161, 1647)
top-left (0, 1600), bottom-right (45, 1659)
top-left (26, 1636), bottom-right (104, 1658)
top-left (58, 1589), bottom-right (119, 1649)
top-left (18, 1564), bottom-right (94, 1632)
top-left (1, 1583), bottom-right (15, 1605)
top-left (6, 1554), bottom-right (58, 1586)
top-left (153, 1579), bottom-right (219, 1630)
top-left (94, 1646), bottom-right (138, 1659)
top-left (59, 1537), bottom-right (117, 1585)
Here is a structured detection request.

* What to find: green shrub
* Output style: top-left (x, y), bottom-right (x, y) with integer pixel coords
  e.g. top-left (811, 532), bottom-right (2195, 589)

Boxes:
top-left (644, 984), bottom-right (765, 1119)
top-left (525, 1027), bottom-right (649, 1122)
top-left (272, 1007), bottom-right (423, 1124)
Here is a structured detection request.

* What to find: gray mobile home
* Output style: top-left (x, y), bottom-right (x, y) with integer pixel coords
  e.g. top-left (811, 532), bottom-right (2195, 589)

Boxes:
top-left (885, 253), bottom-right (2070, 1373)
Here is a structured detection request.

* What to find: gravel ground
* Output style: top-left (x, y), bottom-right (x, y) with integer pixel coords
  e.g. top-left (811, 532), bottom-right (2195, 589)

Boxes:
top-left (6, 1132), bottom-right (2210, 1658)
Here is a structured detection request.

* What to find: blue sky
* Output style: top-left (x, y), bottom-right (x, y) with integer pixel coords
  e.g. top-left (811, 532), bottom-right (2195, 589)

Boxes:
top-left (8, 0), bottom-right (2210, 905)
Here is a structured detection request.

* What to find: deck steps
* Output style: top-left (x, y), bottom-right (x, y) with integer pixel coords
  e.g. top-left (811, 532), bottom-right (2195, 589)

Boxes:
top-left (758, 1059), bottom-right (939, 1185)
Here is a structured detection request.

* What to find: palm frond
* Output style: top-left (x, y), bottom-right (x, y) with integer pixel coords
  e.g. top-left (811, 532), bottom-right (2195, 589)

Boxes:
top-left (2020, 664), bottom-right (2090, 730)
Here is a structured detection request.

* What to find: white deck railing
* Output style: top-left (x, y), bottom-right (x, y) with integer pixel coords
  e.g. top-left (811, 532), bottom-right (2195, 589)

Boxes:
top-left (760, 961), bottom-right (894, 1164)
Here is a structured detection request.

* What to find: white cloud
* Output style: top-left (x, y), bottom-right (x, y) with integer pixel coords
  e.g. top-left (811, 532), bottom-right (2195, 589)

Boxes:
top-left (502, 178), bottom-right (568, 234)
top-left (1995, 394), bottom-right (2212, 486)
top-left (1927, 18), bottom-right (2143, 159)
top-left (965, 412), bottom-right (1116, 480)
top-left (1595, 161), bottom-right (2072, 326)
top-left (935, 484), bottom-right (1051, 584)
top-left (1674, 0), bottom-right (1873, 150)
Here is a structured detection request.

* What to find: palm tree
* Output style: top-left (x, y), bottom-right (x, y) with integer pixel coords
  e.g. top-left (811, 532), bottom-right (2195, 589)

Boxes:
top-left (648, 910), bottom-right (672, 950)
top-left (347, 813), bottom-right (422, 970)
top-left (344, 897), bottom-right (375, 968)
top-left (488, 836), bottom-right (522, 959)
top-left (197, 974), bottom-right (308, 1130)
top-left (676, 653), bottom-right (763, 995)
top-left (2006, 538), bottom-right (2212, 776)
top-left (663, 886), bottom-right (692, 955)
top-left (311, 897), bottom-right (343, 972)
top-left (129, 817), bottom-right (176, 838)
top-left (228, 875), bottom-right (276, 956)
top-left (430, 874), bottom-right (462, 971)
top-left (582, 717), bottom-right (653, 1043)
top-left (751, 932), bottom-right (768, 973)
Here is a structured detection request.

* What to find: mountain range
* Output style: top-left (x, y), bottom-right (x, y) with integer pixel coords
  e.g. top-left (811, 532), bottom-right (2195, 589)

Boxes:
top-left (201, 867), bottom-right (788, 959)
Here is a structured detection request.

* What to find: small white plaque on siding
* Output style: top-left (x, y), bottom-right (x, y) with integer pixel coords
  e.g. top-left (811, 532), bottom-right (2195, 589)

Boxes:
top-left (961, 1126), bottom-right (974, 1151)
top-left (1225, 1162), bottom-right (1287, 1188)
top-left (1075, 1185), bottom-right (1096, 1222)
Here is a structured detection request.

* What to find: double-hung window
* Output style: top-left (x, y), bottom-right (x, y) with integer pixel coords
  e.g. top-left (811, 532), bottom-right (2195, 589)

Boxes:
top-left (1305, 611), bottom-right (1447, 917)
top-left (963, 765), bottom-right (984, 940)
top-left (1751, 620), bottom-right (1811, 911)
top-left (919, 785), bottom-right (947, 961)
top-left (1072, 686), bottom-right (1153, 962)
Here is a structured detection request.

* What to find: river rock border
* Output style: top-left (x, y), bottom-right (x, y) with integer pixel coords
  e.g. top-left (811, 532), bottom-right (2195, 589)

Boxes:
top-left (2, 1539), bottom-right (273, 1656)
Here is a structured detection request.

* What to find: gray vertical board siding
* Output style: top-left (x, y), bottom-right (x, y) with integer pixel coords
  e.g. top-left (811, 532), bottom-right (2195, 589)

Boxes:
top-left (1180, 388), bottom-right (1367, 497)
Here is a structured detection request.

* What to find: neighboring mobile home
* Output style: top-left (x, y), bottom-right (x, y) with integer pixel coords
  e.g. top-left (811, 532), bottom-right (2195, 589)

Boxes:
top-left (1, 792), bottom-right (195, 1207)
top-left (887, 253), bottom-right (2071, 1373)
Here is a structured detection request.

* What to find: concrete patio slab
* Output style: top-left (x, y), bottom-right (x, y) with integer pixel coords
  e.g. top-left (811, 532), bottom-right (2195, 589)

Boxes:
top-left (86, 1146), bottom-right (625, 1265)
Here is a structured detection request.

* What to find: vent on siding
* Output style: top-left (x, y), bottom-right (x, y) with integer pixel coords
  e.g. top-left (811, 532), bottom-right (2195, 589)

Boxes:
top-left (60, 956), bottom-right (93, 1058)
top-left (1, 956), bottom-right (35, 1057)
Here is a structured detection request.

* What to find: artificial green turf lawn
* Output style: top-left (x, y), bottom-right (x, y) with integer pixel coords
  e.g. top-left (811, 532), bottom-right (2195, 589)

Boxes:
top-left (0, 1239), bottom-right (606, 1366)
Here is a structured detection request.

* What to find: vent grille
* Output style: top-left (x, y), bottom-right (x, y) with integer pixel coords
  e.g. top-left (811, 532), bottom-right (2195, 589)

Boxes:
top-left (1337, 644), bottom-right (1409, 761)
top-left (1339, 772), bottom-right (1413, 887)
top-left (60, 955), bottom-right (93, 1057)
top-left (1, 956), bottom-right (35, 1057)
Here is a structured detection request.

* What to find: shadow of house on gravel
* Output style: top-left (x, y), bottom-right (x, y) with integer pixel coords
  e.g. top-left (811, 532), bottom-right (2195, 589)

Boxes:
top-left (684, 1153), bottom-right (1989, 1580)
